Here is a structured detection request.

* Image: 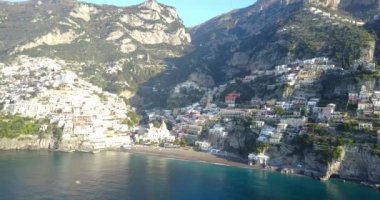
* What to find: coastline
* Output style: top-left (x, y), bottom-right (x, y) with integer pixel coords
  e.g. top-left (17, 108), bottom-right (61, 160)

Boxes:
top-left (121, 146), bottom-right (380, 190)
top-left (126, 146), bottom-right (254, 169)
top-left (2, 146), bottom-right (379, 190)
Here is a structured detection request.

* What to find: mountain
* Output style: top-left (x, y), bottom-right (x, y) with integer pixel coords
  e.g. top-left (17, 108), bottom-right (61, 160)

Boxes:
top-left (191, 0), bottom-right (376, 77)
top-left (132, 0), bottom-right (380, 109)
top-left (1, 0), bottom-right (379, 109)
top-left (0, 0), bottom-right (191, 96)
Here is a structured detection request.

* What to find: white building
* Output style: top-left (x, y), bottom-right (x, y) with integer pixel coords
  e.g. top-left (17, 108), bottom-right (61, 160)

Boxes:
top-left (358, 122), bottom-right (373, 131)
top-left (143, 121), bottom-right (175, 143)
top-left (313, 104), bottom-right (335, 121)
top-left (257, 126), bottom-right (283, 144)
top-left (251, 121), bottom-right (265, 128)
top-left (248, 153), bottom-right (269, 166)
top-left (195, 141), bottom-right (211, 151)
top-left (209, 124), bottom-right (228, 138)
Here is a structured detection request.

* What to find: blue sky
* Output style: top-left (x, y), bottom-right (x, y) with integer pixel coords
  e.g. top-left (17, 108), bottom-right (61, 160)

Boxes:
top-left (6, 0), bottom-right (255, 27)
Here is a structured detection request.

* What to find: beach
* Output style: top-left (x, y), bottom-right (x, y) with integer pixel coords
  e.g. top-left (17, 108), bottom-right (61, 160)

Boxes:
top-left (127, 146), bottom-right (256, 169)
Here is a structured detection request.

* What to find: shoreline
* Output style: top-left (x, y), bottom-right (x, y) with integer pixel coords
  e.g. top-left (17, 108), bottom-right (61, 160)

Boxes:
top-left (112, 146), bottom-right (380, 190)
top-left (125, 146), bottom-right (255, 170)
top-left (2, 146), bottom-right (380, 190)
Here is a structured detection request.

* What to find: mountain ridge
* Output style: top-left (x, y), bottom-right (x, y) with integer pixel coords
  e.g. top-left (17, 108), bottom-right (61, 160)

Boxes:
top-left (132, 0), bottom-right (379, 109)
top-left (0, 0), bottom-right (191, 95)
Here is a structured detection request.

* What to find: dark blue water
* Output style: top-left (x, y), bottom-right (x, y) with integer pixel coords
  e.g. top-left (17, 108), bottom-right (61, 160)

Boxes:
top-left (0, 151), bottom-right (379, 200)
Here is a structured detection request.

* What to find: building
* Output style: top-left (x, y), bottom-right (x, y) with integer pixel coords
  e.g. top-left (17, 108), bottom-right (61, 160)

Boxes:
top-left (257, 126), bottom-right (283, 144)
top-left (372, 92), bottom-right (380, 114)
top-left (348, 93), bottom-right (359, 104)
top-left (180, 133), bottom-right (198, 144)
top-left (275, 65), bottom-right (288, 75)
top-left (220, 109), bottom-right (247, 118)
top-left (280, 117), bottom-right (307, 128)
top-left (268, 133), bottom-right (283, 144)
top-left (358, 122), bottom-right (373, 131)
top-left (276, 101), bottom-right (292, 110)
top-left (195, 141), bottom-right (211, 151)
top-left (209, 124), bottom-right (228, 138)
top-left (330, 112), bottom-right (347, 122)
top-left (359, 85), bottom-right (372, 101)
top-left (143, 121), bottom-right (175, 143)
top-left (277, 123), bottom-right (288, 133)
top-left (243, 75), bottom-right (256, 83)
top-left (251, 120), bottom-right (265, 128)
top-left (248, 153), bottom-right (269, 166)
top-left (183, 124), bottom-right (203, 135)
top-left (225, 92), bottom-right (241, 108)
top-left (313, 104), bottom-right (335, 121)
top-left (357, 102), bottom-right (373, 116)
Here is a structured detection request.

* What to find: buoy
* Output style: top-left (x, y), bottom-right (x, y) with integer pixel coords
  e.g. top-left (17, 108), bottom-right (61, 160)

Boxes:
top-left (75, 180), bottom-right (81, 184)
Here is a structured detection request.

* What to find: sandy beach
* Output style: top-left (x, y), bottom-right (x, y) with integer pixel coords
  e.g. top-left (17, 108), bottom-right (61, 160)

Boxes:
top-left (126, 146), bottom-right (260, 170)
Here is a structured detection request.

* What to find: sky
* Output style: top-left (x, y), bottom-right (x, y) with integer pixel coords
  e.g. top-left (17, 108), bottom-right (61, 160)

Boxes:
top-left (6, 0), bottom-right (255, 27)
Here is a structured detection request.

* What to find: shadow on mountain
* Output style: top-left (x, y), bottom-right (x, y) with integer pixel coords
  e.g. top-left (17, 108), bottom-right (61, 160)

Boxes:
top-left (130, 0), bottom-right (380, 114)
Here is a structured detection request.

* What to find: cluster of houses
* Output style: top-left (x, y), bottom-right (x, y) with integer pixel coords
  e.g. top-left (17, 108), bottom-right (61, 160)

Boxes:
top-left (349, 85), bottom-right (380, 118)
top-left (0, 56), bottom-right (133, 151)
top-left (136, 57), bottom-right (379, 166)
top-left (306, 6), bottom-right (365, 26)
top-left (1, 55), bottom-right (378, 158)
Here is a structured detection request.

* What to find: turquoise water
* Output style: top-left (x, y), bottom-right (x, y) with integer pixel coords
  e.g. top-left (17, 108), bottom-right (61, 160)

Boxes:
top-left (0, 151), bottom-right (379, 200)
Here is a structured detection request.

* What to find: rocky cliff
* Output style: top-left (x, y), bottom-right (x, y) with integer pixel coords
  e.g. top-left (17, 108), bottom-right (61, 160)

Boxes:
top-left (337, 148), bottom-right (380, 183)
top-left (266, 145), bottom-right (380, 184)
top-left (0, 135), bottom-right (55, 150)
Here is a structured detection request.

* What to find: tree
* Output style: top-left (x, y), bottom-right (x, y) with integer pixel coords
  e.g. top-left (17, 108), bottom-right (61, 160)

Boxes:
top-left (275, 107), bottom-right (285, 116)
top-left (309, 123), bottom-right (321, 135)
top-left (53, 126), bottom-right (63, 141)
top-left (179, 140), bottom-right (187, 147)
top-left (165, 120), bottom-right (174, 131)
top-left (301, 107), bottom-right (308, 117)
top-left (255, 143), bottom-right (269, 153)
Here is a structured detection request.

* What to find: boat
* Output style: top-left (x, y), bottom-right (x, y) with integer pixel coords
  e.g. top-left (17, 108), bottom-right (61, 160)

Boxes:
top-left (91, 150), bottom-right (101, 154)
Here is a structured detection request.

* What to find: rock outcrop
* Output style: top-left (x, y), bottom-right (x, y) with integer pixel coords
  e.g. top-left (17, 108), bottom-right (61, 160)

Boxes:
top-left (338, 148), bottom-right (380, 183)
top-left (266, 145), bottom-right (380, 184)
top-left (307, 0), bottom-right (341, 10)
top-left (320, 147), bottom-right (345, 181)
top-left (0, 136), bottom-right (55, 150)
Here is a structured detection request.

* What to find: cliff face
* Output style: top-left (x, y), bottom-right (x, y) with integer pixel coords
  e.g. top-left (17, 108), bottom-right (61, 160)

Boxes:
top-left (266, 145), bottom-right (380, 184)
top-left (337, 148), bottom-right (380, 183)
top-left (0, 136), bottom-right (55, 150)
top-left (307, 0), bottom-right (341, 10)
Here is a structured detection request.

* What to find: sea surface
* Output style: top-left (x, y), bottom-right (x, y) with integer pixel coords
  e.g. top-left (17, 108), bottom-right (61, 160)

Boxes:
top-left (0, 151), bottom-right (379, 200)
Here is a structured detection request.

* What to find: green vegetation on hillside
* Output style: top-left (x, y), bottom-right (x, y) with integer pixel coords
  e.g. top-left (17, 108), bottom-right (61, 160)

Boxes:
top-left (0, 115), bottom-right (48, 138)
top-left (287, 10), bottom-right (376, 68)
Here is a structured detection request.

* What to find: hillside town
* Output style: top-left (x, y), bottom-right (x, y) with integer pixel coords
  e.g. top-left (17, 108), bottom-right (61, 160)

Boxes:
top-left (0, 56), bottom-right (133, 151)
top-left (1, 56), bottom-right (380, 163)
top-left (139, 57), bottom-right (380, 165)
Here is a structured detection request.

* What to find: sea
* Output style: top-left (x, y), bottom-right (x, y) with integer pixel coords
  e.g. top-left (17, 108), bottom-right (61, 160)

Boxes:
top-left (0, 151), bottom-right (379, 200)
